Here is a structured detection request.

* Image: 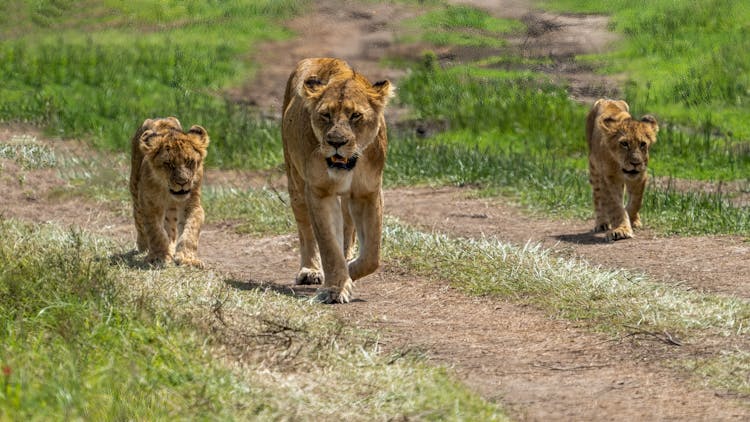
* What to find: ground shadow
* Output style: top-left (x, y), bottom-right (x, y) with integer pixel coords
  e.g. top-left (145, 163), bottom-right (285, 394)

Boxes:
top-left (553, 231), bottom-right (610, 245)
top-left (225, 279), bottom-right (366, 303)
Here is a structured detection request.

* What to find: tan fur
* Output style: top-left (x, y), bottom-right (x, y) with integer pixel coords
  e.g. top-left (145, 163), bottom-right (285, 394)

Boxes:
top-left (281, 58), bottom-right (393, 303)
top-left (586, 99), bottom-right (659, 241)
top-left (129, 117), bottom-right (210, 267)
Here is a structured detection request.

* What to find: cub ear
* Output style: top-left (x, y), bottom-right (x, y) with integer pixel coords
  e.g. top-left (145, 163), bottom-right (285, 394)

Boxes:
top-left (640, 114), bottom-right (659, 133)
top-left (165, 116), bottom-right (183, 131)
top-left (188, 125), bottom-right (210, 149)
top-left (302, 76), bottom-right (326, 100)
top-left (138, 129), bottom-right (159, 154)
top-left (369, 79), bottom-right (394, 109)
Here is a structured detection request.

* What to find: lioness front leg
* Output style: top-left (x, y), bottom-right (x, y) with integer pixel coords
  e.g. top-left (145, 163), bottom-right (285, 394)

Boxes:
top-left (175, 202), bottom-right (205, 268)
top-left (348, 191), bottom-right (382, 280)
top-left (289, 175), bottom-right (323, 285)
top-left (308, 191), bottom-right (353, 304)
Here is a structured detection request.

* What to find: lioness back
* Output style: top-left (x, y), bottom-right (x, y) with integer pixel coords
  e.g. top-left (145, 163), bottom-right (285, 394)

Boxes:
top-left (129, 117), bottom-right (210, 267)
top-left (586, 99), bottom-right (659, 241)
top-left (282, 58), bottom-right (393, 304)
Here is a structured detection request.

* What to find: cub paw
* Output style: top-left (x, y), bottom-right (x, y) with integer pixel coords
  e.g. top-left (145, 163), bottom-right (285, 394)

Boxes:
top-left (312, 279), bottom-right (354, 304)
top-left (295, 268), bottom-right (323, 285)
top-left (175, 252), bottom-right (205, 269)
top-left (606, 226), bottom-right (633, 241)
top-left (145, 253), bottom-right (173, 268)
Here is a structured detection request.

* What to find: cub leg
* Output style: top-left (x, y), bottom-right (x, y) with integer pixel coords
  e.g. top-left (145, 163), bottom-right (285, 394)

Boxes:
top-left (603, 181), bottom-right (633, 241)
top-left (625, 176), bottom-right (647, 229)
top-left (307, 189), bottom-right (353, 304)
top-left (288, 172), bottom-right (322, 285)
top-left (164, 206), bottom-right (178, 256)
top-left (589, 167), bottom-right (609, 232)
top-left (133, 201), bottom-right (149, 253)
top-left (142, 201), bottom-right (172, 266)
top-left (347, 191), bottom-right (382, 281)
top-left (175, 200), bottom-right (205, 268)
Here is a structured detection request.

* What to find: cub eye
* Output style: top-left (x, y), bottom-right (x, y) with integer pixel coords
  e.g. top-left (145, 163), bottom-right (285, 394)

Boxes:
top-left (350, 112), bottom-right (362, 121)
top-left (165, 161), bottom-right (175, 169)
top-left (619, 141), bottom-right (629, 149)
top-left (320, 112), bottom-right (331, 122)
top-left (639, 141), bottom-right (648, 150)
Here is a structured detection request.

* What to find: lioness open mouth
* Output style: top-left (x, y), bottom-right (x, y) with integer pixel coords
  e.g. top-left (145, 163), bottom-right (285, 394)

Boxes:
top-left (326, 154), bottom-right (358, 170)
top-left (170, 189), bottom-right (191, 196)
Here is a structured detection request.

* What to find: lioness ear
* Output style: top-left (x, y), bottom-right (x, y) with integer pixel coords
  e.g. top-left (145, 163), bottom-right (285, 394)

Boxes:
top-left (369, 80), bottom-right (394, 109)
top-left (640, 115), bottom-right (659, 133)
top-left (302, 76), bottom-right (325, 100)
top-left (188, 125), bottom-right (210, 149)
top-left (599, 116), bottom-right (622, 135)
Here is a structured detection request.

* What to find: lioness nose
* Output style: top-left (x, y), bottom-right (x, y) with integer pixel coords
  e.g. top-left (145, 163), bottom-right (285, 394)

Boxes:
top-left (327, 138), bottom-right (348, 149)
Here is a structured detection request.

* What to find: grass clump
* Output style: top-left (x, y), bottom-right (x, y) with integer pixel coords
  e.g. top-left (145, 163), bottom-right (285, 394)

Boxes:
top-left (0, 219), bottom-right (267, 419)
top-left (383, 218), bottom-right (750, 339)
top-left (203, 185), bottom-right (295, 236)
top-left (402, 4), bottom-right (524, 48)
top-left (0, 135), bottom-right (57, 169)
top-left (680, 351), bottom-right (750, 396)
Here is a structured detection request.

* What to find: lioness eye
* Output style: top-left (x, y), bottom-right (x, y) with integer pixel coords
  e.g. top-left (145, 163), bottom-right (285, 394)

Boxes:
top-left (320, 112), bottom-right (331, 122)
top-left (350, 112), bottom-right (362, 121)
top-left (619, 141), bottom-right (629, 149)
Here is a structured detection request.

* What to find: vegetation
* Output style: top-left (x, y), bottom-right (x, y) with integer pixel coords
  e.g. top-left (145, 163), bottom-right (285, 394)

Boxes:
top-left (0, 218), bottom-right (506, 420)
top-left (536, 0), bottom-right (750, 140)
top-left (0, 0), bottom-right (295, 168)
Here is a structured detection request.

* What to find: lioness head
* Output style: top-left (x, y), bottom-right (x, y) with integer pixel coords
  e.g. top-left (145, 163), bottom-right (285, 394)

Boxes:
top-left (301, 73), bottom-right (392, 170)
top-left (599, 105), bottom-right (659, 178)
top-left (139, 124), bottom-right (209, 199)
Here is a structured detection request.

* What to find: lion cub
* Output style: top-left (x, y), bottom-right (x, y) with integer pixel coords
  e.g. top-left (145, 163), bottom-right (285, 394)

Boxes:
top-left (586, 99), bottom-right (659, 241)
top-left (282, 58), bottom-right (393, 303)
top-left (129, 117), bottom-right (209, 267)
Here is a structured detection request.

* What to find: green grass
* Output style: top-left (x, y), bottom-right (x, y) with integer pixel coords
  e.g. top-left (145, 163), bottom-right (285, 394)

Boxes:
top-left (0, 218), bottom-right (507, 420)
top-left (203, 185), bottom-right (296, 236)
top-left (0, 0), bottom-right (296, 168)
top-left (401, 4), bottom-right (524, 48)
top-left (536, 0), bottom-right (750, 140)
top-left (0, 135), bottom-right (57, 170)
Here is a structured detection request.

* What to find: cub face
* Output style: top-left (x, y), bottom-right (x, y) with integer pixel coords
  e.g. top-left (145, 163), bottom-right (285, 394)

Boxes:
top-left (601, 113), bottom-right (659, 179)
top-left (139, 125), bottom-right (209, 200)
top-left (302, 76), bottom-right (391, 171)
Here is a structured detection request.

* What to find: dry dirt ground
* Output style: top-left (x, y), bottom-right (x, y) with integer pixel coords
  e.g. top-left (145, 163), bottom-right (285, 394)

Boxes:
top-left (3, 0), bottom-right (750, 420)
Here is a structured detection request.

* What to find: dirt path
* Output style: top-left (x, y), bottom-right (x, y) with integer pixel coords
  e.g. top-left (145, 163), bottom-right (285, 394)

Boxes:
top-left (3, 0), bottom-right (750, 420)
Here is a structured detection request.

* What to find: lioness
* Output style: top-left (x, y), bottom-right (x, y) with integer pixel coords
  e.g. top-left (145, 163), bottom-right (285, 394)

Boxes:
top-left (129, 117), bottom-right (209, 267)
top-left (281, 58), bottom-right (393, 303)
top-left (586, 99), bottom-right (659, 241)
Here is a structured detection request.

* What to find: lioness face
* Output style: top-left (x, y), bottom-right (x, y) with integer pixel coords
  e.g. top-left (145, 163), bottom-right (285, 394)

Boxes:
top-left (304, 77), bottom-right (391, 171)
top-left (140, 126), bottom-right (209, 200)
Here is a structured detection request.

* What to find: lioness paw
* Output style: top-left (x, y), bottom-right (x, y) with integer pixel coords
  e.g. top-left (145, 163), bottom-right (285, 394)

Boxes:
top-left (312, 279), bottom-right (354, 304)
top-left (594, 222), bottom-right (610, 233)
top-left (295, 268), bottom-right (323, 285)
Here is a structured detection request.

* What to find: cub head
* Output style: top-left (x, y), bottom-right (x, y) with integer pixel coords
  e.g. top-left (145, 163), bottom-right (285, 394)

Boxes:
top-left (598, 102), bottom-right (659, 179)
top-left (139, 125), bottom-right (209, 199)
top-left (302, 74), bottom-right (393, 170)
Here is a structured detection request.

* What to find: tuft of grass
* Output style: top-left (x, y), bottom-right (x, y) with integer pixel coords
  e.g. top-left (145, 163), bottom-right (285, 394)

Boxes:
top-left (679, 351), bottom-right (750, 396)
top-left (0, 135), bottom-right (57, 169)
top-left (401, 4), bottom-right (524, 48)
top-left (203, 185), bottom-right (295, 236)
top-left (383, 218), bottom-right (750, 338)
